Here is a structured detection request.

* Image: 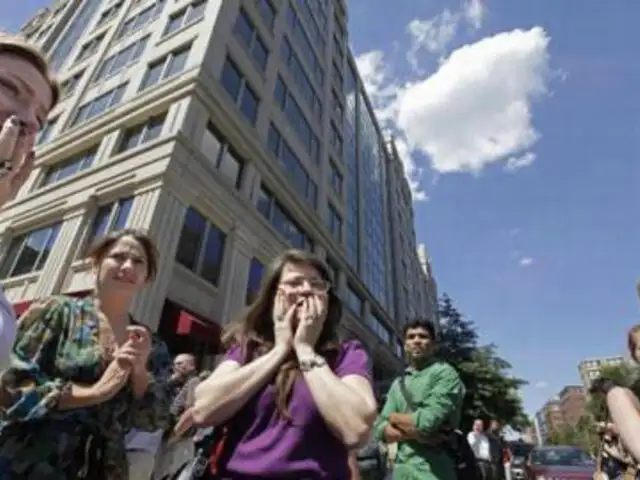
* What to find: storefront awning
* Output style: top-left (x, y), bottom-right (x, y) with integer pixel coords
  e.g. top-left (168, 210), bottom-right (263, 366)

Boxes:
top-left (12, 300), bottom-right (33, 317)
top-left (176, 310), bottom-right (221, 345)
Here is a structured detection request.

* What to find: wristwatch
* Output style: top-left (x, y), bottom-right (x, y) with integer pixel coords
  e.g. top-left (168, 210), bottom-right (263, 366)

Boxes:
top-left (299, 355), bottom-right (327, 372)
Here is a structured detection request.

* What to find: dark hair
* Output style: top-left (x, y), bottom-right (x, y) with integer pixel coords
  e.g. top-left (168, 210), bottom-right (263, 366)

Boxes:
top-left (87, 228), bottom-right (159, 281)
top-left (223, 249), bottom-right (342, 420)
top-left (402, 317), bottom-right (437, 340)
top-left (0, 33), bottom-right (60, 108)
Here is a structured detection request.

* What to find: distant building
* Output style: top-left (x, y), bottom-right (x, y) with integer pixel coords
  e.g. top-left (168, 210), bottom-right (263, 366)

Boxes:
top-left (535, 399), bottom-right (563, 444)
top-left (578, 356), bottom-right (625, 391)
top-left (535, 385), bottom-right (587, 444)
top-left (558, 385), bottom-right (586, 426)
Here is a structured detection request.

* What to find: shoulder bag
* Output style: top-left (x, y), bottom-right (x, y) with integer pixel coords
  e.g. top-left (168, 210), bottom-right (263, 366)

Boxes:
top-left (171, 426), bottom-right (228, 480)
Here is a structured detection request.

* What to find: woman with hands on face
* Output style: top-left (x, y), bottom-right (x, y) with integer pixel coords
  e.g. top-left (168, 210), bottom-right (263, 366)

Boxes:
top-left (0, 229), bottom-right (172, 479)
top-left (193, 249), bottom-right (378, 479)
top-left (0, 34), bottom-right (59, 371)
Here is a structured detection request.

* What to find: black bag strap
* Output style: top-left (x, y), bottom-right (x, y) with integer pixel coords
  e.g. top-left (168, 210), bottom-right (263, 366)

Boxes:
top-left (398, 374), bottom-right (418, 411)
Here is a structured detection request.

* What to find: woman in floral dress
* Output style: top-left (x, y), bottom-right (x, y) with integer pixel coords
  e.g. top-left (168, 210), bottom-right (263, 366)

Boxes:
top-left (0, 229), bottom-right (172, 479)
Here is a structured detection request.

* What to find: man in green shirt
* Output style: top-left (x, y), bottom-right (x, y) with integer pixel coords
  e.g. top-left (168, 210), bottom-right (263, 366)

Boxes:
top-left (374, 319), bottom-right (465, 480)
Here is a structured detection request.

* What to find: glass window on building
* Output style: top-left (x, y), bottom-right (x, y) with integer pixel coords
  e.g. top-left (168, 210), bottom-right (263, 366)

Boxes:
top-left (84, 197), bottom-right (134, 253)
top-left (246, 257), bottom-right (265, 304)
top-left (175, 207), bottom-right (226, 286)
top-left (140, 45), bottom-right (191, 91)
top-left (256, 0), bottom-right (276, 30)
top-left (94, 1), bottom-right (123, 29)
top-left (75, 33), bottom-right (105, 64)
top-left (58, 70), bottom-right (85, 99)
top-left (39, 147), bottom-right (97, 188)
top-left (279, 36), bottom-right (322, 122)
top-left (256, 186), bottom-right (314, 251)
top-left (116, 0), bottom-right (167, 40)
top-left (71, 83), bottom-right (128, 126)
top-left (200, 122), bottom-right (245, 189)
top-left (345, 284), bottom-right (362, 315)
top-left (117, 114), bottom-right (166, 153)
top-left (94, 36), bottom-right (148, 82)
top-left (267, 123), bottom-right (317, 207)
top-left (327, 203), bottom-right (342, 242)
top-left (328, 159), bottom-right (343, 197)
top-left (163, 0), bottom-right (206, 37)
top-left (0, 224), bottom-right (61, 279)
top-left (35, 116), bottom-right (58, 146)
top-left (273, 76), bottom-right (321, 164)
top-left (285, 3), bottom-right (324, 86)
top-left (49, 0), bottom-right (103, 72)
top-left (220, 57), bottom-right (260, 125)
top-left (233, 8), bottom-right (269, 71)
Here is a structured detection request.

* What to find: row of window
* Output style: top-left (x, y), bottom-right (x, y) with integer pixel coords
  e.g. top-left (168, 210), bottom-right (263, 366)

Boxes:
top-left (233, 9), bottom-right (269, 72)
top-left (267, 124), bottom-right (317, 207)
top-left (69, 43), bottom-right (190, 130)
top-left (39, 113), bottom-right (166, 190)
top-left (285, 3), bottom-right (324, 87)
top-left (274, 76), bottom-right (321, 164)
top-left (0, 197), bottom-right (132, 280)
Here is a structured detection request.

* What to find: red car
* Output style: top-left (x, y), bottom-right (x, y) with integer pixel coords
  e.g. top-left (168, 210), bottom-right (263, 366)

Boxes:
top-left (525, 445), bottom-right (596, 479)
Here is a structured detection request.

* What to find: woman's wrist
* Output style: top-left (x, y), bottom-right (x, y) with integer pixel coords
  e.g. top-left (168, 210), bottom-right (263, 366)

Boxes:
top-left (294, 344), bottom-right (315, 358)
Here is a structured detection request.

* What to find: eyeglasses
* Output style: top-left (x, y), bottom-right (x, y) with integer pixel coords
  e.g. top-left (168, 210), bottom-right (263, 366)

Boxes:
top-left (279, 277), bottom-right (331, 293)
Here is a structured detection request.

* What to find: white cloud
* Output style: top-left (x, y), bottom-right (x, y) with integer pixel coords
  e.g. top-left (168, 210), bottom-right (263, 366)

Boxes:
top-left (519, 256), bottom-right (535, 267)
top-left (405, 0), bottom-right (486, 71)
top-left (406, 11), bottom-right (459, 69)
top-left (397, 27), bottom-right (552, 174)
top-left (463, 0), bottom-right (486, 29)
top-left (505, 152), bottom-right (536, 172)
top-left (534, 380), bottom-right (549, 389)
top-left (354, 8), bottom-right (553, 199)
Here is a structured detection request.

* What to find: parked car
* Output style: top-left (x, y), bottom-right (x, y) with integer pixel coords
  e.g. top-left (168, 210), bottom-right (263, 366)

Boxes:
top-left (525, 445), bottom-right (596, 479)
top-left (508, 441), bottom-right (535, 479)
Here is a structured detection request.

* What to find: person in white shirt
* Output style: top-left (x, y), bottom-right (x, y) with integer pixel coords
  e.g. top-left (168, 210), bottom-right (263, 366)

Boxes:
top-left (468, 418), bottom-right (495, 479)
top-left (0, 34), bottom-right (58, 371)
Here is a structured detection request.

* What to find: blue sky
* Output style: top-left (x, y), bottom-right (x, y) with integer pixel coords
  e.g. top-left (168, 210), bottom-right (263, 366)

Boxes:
top-left (4, 1), bottom-right (640, 416)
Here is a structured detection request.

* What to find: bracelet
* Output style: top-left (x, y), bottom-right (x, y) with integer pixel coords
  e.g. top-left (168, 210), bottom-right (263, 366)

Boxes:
top-left (299, 355), bottom-right (327, 372)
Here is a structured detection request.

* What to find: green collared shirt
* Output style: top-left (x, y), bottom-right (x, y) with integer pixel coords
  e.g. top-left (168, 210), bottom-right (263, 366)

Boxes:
top-left (373, 360), bottom-right (465, 480)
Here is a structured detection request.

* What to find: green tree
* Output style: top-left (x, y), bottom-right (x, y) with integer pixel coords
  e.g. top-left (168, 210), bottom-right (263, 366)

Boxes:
top-left (547, 415), bottom-right (599, 454)
top-left (437, 294), bottom-right (529, 431)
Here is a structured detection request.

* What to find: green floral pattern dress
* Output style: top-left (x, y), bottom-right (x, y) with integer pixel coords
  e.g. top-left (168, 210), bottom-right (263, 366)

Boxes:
top-left (0, 296), bottom-right (172, 479)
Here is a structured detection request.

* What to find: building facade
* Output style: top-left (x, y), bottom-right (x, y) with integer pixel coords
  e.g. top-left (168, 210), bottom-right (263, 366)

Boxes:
top-left (578, 355), bottom-right (625, 391)
top-left (557, 385), bottom-right (586, 426)
top-left (385, 139), bottom-right (438, 333)
top-left (535, 399), bottom-right (563, 444)
top-left (6, 0), bottom-right (435, 387)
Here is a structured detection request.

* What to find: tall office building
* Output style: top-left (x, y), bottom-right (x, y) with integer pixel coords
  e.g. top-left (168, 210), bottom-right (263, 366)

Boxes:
top-left (5, 0), bottom-right (436, 385)
top-left (534, 399), bottom-right (563, 444)
top-left (578, 355), bottom-right (625, 391)
top-left (386, 139), bottom-right (438, 331)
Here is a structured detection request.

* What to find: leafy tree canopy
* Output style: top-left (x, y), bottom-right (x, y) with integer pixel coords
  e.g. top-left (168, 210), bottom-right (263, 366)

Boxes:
top-left (437, 294), bottom-right (530, 431)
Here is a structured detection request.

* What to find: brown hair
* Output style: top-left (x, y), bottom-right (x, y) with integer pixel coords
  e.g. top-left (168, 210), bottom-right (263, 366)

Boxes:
top-left (223, 249), bottom-right (342, 420)
top-left (628, 325), bottom-right (640, 362)
top-left (0, 33), bottom-right (60, 109)
top-left (87, 228), bottom-right (159, 281)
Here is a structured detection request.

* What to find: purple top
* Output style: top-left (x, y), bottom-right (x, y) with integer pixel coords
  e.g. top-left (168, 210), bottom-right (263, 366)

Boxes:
top-left (218, 340), bottom-right (372, 479)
